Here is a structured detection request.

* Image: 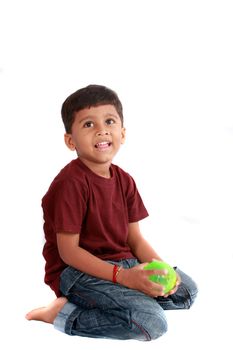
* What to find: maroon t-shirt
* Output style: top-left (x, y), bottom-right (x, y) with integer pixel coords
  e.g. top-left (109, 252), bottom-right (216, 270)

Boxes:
top-left (42, 158), bottom-right (149, 296)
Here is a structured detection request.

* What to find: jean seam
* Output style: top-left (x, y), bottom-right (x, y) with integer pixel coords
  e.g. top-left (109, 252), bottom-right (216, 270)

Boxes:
top-left (131, 319), bottom-right (151, 341)
top-left (64, 308), bottom-right (80, 335)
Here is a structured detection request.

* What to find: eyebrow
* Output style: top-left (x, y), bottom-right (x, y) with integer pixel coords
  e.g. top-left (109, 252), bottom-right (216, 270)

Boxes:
top-left (78, 113), bottom-right (120, 124)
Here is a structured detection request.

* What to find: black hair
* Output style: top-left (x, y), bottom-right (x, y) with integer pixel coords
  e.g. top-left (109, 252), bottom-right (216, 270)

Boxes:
top-left (61, 84), bottom-right (124, 133)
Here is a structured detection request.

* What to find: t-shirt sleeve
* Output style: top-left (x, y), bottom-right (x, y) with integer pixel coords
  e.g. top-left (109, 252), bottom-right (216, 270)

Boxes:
top-left (126, 175), bottom-right (149, 223)
top-left (42, 179), bottom-right (87, 234)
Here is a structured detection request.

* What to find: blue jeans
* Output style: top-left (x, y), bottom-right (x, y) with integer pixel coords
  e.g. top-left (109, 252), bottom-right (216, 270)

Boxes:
top-left (54, 259), bottom-right (198, 341)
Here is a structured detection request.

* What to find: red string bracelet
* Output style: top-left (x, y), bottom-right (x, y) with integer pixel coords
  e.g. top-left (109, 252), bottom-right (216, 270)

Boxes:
top-left (112, 265), bottom-right (122, 283)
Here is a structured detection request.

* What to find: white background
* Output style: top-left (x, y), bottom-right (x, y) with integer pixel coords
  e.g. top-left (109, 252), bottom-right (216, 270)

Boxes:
top-left (0, 0), bottom-right (233, 349)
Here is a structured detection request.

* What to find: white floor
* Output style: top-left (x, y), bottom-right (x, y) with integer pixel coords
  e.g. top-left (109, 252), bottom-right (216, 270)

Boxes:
top-left (2, 214), bottom-right (233, 350)
top-left (4, 277), bottom-right (233, 350)
top-left (1, 1), bottom-right (233, 349)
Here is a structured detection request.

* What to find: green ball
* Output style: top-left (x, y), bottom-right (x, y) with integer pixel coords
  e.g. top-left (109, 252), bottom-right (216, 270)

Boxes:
top-left (144, 260), bottom-right (177, 294)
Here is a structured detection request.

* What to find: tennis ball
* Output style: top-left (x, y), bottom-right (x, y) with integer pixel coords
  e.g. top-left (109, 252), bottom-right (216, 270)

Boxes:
top-left (144, 260), bottom-right (177, 294)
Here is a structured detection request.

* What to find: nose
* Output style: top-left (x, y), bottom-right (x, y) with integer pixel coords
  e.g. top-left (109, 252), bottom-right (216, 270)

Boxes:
top-left (96, 130), bottom-right (110, 136)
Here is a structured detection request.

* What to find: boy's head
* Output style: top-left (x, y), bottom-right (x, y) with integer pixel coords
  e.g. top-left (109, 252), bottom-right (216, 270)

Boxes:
top-left (61, 85), bottom-right (124, 133)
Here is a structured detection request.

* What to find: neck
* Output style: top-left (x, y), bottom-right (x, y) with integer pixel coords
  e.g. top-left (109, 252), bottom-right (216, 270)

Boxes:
top-left (79, 158), bottom-right (112, 178)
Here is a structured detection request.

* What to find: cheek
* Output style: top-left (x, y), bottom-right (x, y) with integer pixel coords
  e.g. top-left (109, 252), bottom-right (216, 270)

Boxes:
top-left (73, 135), bottom-right (91, 150)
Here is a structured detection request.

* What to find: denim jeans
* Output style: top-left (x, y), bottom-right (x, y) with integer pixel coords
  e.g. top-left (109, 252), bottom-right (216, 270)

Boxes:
top-left (54, 259), bottom-right (198, 341)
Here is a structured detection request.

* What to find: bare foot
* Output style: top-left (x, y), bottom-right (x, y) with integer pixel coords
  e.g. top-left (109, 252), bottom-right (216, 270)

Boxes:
top-left (25, 297), bottom-right (67, 324)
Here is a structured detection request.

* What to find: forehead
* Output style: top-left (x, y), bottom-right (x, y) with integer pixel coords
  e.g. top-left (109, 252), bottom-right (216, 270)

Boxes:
top-left (74, 104), bottom-right (120, 121)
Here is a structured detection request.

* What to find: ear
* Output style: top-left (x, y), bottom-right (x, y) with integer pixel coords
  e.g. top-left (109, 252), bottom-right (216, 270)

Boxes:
top-left (64, 134), bottom-right (76, 151)
top-left (121, 127), bottom-right (126, 144)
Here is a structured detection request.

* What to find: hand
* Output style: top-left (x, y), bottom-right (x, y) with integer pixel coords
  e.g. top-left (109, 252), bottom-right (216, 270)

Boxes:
top-left (163, 272), bottom-right (181, 298)
top-left (117, 262), bottom-right (168, 298)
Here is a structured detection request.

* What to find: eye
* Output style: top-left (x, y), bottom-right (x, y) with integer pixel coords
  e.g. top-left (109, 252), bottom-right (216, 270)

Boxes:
top-left (84, 121), bottom-right (94, 128)
top-left (105, 118), bottom-right (115, 125)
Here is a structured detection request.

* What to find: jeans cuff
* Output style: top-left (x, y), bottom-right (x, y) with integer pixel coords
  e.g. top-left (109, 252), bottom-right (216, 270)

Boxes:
top-left (54, 302), bottom-right (77, 333)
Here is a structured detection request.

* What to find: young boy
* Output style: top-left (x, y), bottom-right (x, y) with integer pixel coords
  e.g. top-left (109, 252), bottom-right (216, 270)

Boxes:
top-left (26, 85), bottom-right (198, 341)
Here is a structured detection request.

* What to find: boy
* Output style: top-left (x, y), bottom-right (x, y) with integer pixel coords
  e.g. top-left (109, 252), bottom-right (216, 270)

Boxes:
top-left (26, 85), bottom-right (197, 341)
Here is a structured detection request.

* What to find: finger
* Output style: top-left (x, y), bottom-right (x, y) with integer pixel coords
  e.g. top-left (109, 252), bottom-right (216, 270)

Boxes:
top-left (165, 285), bottom-right (178, 296)
top-left (163, 294), bottom-right (169, 298)
top-left (150, 291), bottom-right (165, 298)
top-left (147, 288), bottom-right (165, 298)
top-left (149, 282), bottom-right (165, 295)
top-left (176, 272), bottom-right (181, 283)
top-left (139, 262), bottom-right (150, 270)
top-left (175, 280), bottom-right (181, 289)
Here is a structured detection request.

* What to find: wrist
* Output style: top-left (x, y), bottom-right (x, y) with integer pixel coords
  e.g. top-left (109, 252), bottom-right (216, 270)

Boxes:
top-left (115, 267), bottom-right (126, 285)
top-left (112, 265), bottom-right (124, 283)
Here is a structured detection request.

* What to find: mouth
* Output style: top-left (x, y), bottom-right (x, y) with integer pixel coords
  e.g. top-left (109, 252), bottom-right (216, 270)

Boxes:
top-left (94, 141), bottom-right (112, 150)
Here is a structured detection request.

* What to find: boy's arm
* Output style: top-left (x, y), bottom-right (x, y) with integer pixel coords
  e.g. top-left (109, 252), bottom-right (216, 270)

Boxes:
top-left (57, 232), bottom-right (115, 281)
top-left (57, 231), bottom-right (166, 297)
top-left (127, 222), bottom-right (181, 297)
top-left (127, 222), bottom-right (163, 263)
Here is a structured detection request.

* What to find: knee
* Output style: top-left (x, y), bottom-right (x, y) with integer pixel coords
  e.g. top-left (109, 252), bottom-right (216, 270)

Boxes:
top-left (189, 280), bottom-right (198, 307)
top-left (176, 269), bottom-right (199, 308)
top-left (145, 313), bottom-right (168, 340)
top-left (133, 311), bottom-right (168, 341)
top-left (184, 276), bottom-right (198, 308)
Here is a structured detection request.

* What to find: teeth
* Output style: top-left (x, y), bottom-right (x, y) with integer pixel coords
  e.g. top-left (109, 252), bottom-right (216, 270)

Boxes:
top-left (95, 141), bottom-right (111, 148)
top-left (97, 142), bottom-right (108, 146)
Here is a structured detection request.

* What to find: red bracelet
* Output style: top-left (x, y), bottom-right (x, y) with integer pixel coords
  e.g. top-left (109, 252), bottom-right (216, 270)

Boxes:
top-left (112, 265), bottom-right (122, 283)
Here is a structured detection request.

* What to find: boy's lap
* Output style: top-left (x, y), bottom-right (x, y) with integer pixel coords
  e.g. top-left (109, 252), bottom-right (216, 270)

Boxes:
top-left (60, 265), bottom-right (197, 312)
top-left (60, 265), bottom-right (163, 313)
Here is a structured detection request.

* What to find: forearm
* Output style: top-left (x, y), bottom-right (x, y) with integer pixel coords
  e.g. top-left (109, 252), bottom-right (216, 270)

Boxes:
top-left (57, 232), bottom-right (166, 298)
top-left (132, 237), bottom-right (163, 263)
top-left (57, 232), bottom-right (114, 281)
top-left (63, 245), bottom-right (115, 281)
top-left (127, 222), bottom-right (163, 263)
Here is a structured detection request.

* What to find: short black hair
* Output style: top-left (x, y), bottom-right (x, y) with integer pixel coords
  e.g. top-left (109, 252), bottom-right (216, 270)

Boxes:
top-left (61, 84), bottom-right (124, 133)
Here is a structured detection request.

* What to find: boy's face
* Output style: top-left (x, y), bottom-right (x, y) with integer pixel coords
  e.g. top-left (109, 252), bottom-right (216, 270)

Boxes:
top-left (64, 104), bottom-right (126, 171)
